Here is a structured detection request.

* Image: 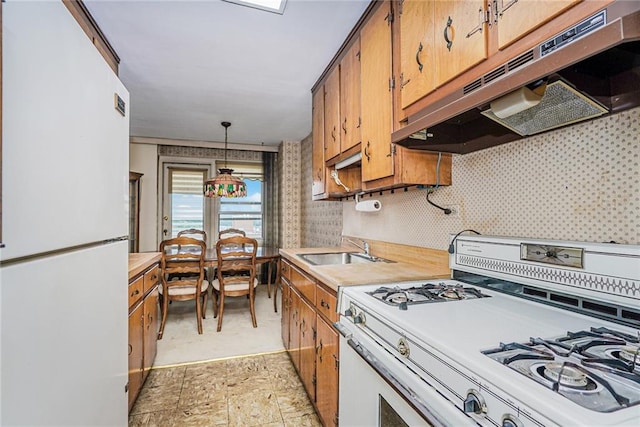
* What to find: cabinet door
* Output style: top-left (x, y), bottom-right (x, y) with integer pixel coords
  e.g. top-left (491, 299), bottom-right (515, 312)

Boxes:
top-left (312, 89), bottom-right (326, 196)
top-left (361, 1), bottom-right (394, 182)
top-left (434, 0), bottom-right (487, 87)
top-left (323, 68), bottom-right (341, 161)
top-left (316, 316), bottom-right (339, 427)
top-left (399, 0), bottom-right (436, 109)
top-left (299, 296), bottom-right (317, 401)
top-left (128, 301), bottom-right (144, 412)
top-left (142, 287), bottom-right (158, 380)
top-left (289, 289), bottom-right (301, 372)
top-left (340, 38), bottom-right (361, 152)
top-left (497, 0), bottom-right (580, 49)
top-left (281, 279), bottom-right (291, 349)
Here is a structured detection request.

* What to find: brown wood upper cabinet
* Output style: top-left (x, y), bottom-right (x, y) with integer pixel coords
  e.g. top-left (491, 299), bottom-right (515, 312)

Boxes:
top-left (339, 38), bottom-right (361, 153)
top-left (323, 68), bottom-right (341, 161)
top-left (496, 0), bottom-right (581, 49)
top-left (360, 1), bottom-right (394, 183)
top-left (312, 90), bottom-right (326, 197)
top-left (398, 0), bottom-right (487, 110)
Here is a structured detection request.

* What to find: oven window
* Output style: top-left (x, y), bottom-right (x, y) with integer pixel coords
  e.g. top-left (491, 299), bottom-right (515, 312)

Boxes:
top-left (379, 395), bottom-right (409, 427)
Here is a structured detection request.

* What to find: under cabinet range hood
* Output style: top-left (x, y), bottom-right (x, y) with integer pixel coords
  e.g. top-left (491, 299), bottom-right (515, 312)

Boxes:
top-left (393, 1), bottom-right (640, 154)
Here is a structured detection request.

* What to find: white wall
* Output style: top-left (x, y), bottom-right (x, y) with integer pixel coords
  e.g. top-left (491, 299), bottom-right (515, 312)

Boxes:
top-left (130, 143), bottom-right (159, 252)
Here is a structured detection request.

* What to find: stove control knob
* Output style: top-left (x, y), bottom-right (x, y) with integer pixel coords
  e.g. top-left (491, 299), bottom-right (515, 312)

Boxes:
top-left (353, 313), bottom-right (366, 326)
top-left (397, 337), bottom-right (410, 357)
top-left (501, 414), bottom-right (523, 427)
top-left (344, 308), bottom-right (354, 317)
top-left (463, 390), bottom-right (487, 415)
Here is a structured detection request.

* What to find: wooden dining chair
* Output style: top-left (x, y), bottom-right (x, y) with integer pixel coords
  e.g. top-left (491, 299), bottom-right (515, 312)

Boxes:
top-left (174, 229), bottom-right (208, 281)
top-left (211, 236), bottom-right (258, 332)
top-left (158, 237), bottom-right (209, 338)
top-left (218, 228), bottom-right (245, 239)
top-left (178, 228), bottom-right (207, 244)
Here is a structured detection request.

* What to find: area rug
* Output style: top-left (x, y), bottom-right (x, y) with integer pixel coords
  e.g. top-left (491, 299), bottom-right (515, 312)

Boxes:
top-left (154, 284), bottom-right (284, 366)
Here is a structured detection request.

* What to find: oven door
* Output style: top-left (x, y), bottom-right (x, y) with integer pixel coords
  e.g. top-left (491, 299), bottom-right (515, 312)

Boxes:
top-left (338, 326), bottom-right (476, 427)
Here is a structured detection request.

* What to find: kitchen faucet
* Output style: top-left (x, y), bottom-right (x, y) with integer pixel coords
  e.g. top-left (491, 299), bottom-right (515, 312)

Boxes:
top-left (341, 236), bottom-right (370, 256)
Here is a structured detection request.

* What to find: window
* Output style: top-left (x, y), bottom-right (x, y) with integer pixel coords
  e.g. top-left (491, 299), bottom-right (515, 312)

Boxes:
top-left (168, 168), bottom-right (207, 237)
top-left (218, 162), bottom-right (263, 241)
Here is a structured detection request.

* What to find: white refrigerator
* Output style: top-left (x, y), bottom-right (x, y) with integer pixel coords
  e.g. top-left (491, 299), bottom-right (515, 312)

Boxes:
top-left (1, 1), bottom-right (130, 425)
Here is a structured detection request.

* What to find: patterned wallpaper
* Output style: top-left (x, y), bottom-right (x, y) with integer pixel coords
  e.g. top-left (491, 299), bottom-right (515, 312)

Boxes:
top-left (278, 141), bottom-right (302, 249)
top-left (159, 145), bottom-right (263, 161)
top-left (300, 107), bottom-right (639, 250)
top-left (300, 134), bottom-right (343, 247)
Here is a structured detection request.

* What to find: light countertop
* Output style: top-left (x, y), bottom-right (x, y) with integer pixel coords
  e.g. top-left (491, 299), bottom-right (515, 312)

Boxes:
top-left (128, 252), bottom-right (161, 281)
top-left (280, 247), bottom-right (450, 292)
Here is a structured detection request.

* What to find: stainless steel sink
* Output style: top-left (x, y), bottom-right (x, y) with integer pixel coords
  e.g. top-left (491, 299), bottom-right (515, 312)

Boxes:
top-left (297, 252), bottom-right (394, 266)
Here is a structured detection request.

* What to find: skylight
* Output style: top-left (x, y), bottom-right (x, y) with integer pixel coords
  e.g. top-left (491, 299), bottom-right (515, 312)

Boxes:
top-left (223, 0), bottom-right (287, 15)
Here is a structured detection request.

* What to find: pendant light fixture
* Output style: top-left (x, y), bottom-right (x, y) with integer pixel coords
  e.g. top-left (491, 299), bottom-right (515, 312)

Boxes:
top-left (203, 121), bottom-right (247, 198)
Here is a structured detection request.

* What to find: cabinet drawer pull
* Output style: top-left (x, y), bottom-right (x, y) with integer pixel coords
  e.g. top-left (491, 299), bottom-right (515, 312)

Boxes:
top-left (320, 299), bottom-right (331, 310)
top-left (415, 42), bottom-right (423, 72)
top-left (444, 16), bottom-right (453, 51)
top-left (131, 289), bottom-right (140, 297)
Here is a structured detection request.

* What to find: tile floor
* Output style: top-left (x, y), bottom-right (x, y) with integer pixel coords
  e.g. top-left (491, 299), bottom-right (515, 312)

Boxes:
top-left (129, 351), bottom-right (322, 427)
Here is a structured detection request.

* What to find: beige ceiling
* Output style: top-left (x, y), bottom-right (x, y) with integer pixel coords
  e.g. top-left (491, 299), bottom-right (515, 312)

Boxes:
top-left (85, 0), bottom-right (370, 148)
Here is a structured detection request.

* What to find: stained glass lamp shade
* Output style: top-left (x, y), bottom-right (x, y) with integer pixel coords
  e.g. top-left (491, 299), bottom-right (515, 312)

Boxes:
top-left (204, 121), bottom-right (247, 198)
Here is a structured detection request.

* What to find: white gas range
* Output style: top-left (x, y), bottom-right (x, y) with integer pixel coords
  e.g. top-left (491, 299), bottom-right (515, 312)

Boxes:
top-left (336, 235), bottom-right (640, 427)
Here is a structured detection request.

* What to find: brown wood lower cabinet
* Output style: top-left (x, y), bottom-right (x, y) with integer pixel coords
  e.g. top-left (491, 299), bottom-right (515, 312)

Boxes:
top-left (315, 315), bottom-right (339, 427)
top-left (128, 260), bottom-right (159, 412)
top-left (281, 259), bottom-right (339, 426)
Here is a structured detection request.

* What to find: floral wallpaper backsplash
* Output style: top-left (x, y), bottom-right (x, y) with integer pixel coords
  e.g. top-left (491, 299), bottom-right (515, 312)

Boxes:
top-left (300, 134), bottom-right (342, 247)
top-left (341, 107), bottom-right (639, 250)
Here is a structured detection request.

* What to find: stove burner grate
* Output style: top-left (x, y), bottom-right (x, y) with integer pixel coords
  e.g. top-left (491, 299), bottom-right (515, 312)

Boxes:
top-left (483, 327), bottom-right (640, 412)
top-left (368, 282), bottom-right (490, 309)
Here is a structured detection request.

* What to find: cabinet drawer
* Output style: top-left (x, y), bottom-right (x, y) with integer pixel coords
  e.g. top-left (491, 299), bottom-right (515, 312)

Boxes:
top-left (281, 260), bottom-right (292, 282)
top-left (128, 276), bottom-right (144, 309)
top-left (291, 265), bottom-right (316, 304)
top-left (143, 266), bottom-right (159, 293)
top-left (316, 285), bottom-right (338, 323)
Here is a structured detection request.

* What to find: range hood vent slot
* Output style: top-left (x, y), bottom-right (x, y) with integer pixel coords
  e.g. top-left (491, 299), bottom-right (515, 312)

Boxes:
top-left (463, 78), bottom-right (482, 95)
top-left (507, 50), bottom-right (535, 72)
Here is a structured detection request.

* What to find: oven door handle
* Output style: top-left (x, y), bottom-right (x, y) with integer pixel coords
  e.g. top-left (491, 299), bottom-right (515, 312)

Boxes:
top-left (334, 321), bottom-right (352, 338)
top-left (346, 338), bottom-right (450, 427)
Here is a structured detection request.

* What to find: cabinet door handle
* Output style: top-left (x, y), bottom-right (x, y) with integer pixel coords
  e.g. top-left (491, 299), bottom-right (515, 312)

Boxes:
top-left (415, 42), bottom-right (423, 72)
top-left (331, 126), bottom-right (336, 141)
top-left (444, 16), bottom-right (453, 51)
top-left (364, 141), bottom-right (371, 162)
top-left (128, 344), bottom-right (132, 355)
top-left (342, 118), bottom-right (347, 134)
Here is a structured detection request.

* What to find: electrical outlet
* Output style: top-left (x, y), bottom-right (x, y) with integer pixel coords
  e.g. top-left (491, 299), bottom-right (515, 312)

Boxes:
top-left (448, 205), bottom-right (460, 217)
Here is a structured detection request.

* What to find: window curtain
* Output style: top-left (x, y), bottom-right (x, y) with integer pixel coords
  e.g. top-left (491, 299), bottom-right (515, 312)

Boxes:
top-left (262, 151), bottom-right (279, 283)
